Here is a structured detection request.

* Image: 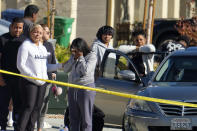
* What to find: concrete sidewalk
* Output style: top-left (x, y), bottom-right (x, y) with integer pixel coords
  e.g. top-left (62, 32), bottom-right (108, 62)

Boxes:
top-left (6, 117), bottom-right (121, 131)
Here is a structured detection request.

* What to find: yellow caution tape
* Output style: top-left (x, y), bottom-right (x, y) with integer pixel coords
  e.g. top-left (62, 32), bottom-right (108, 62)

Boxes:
top-left (1, 69), bottom-right (197, 108)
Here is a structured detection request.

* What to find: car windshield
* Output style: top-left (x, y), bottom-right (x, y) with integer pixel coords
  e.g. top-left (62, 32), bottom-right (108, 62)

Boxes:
top-left (154, 56), bottom-right (197, 82)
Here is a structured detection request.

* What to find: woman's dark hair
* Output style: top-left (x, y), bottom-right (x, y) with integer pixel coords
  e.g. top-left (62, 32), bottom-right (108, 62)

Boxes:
top-left (70, 38), bottom-right (90, 57)
top-left (24, 5), bottom-right (39, 17)
top-left (132, 29), bottom-right (146, 38)
top-left (96, 25), bottom-right (115, 41)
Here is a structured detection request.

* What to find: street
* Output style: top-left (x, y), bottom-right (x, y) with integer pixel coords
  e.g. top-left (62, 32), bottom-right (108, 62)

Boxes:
top-left (7, 117), bottom-right (122, 131)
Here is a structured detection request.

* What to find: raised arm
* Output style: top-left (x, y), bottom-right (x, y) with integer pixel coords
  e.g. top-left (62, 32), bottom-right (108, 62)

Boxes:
top-left (78, 52), bottom-right (97, 76)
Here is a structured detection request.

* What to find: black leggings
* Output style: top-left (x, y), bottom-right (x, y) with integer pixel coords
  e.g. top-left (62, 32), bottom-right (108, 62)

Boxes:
top-left (0, 86), bottom-right (10, 130)
top-left (0, 76), bottom-right (21, 130)
top-left (16, 78), bottom-right (46, 131)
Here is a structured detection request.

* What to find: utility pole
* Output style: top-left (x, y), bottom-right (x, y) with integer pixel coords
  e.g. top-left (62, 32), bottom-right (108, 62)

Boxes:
top-left (146, 0), bottom-right (156, 44)
top-left (51, 0), bottom-right (55, 39)
top-left (150, 0), bottom-right (156, 43)
top-left (47, 0), bottom-right (50, 29)
top-left (143, 0), bottom-right (148, 30)
top-left (107, 0), bottom-right (112, 26)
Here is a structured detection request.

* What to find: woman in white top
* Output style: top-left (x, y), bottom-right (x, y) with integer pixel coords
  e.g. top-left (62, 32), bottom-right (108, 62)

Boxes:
top-left (16, 24), bottom-right (61, 131)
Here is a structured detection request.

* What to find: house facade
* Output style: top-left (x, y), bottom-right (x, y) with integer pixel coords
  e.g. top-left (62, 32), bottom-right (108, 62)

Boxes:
top-left (1, 0), bottom-right (196, 45)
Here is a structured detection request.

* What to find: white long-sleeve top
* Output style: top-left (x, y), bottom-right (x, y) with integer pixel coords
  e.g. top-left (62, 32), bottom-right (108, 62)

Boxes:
top-left (17, 39), bottom-right (61, 85)
top-left (118, 44), bottom-right (156, 75)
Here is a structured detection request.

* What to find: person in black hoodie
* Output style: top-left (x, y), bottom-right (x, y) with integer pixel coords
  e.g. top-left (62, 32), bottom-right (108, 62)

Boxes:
top-left (0, 17), bottom-right (26, 131)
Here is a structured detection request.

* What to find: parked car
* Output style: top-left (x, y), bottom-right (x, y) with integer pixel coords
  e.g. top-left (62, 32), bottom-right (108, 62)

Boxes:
top-left (123, 47), bottom-right (197, 131)
top-left (0, 19), bottom-right (10, 35)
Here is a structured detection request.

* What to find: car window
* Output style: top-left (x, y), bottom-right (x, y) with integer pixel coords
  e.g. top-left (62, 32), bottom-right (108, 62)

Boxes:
top-left (155, 56), bottom-right (197, 82)
top-left (103, 52), bottom-right (136, 81)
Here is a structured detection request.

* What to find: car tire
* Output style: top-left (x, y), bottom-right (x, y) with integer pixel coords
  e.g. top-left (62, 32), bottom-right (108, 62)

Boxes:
top-left (122, 114), bottom-right (133, 131)
top-left (157, 34), bottom-right (178, 51)
top-left (122, 114), bottom-right (125, 131)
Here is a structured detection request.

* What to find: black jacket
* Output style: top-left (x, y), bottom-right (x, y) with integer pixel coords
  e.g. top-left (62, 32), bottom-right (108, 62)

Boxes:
top-left (0, 33), bottom-right (26, 80)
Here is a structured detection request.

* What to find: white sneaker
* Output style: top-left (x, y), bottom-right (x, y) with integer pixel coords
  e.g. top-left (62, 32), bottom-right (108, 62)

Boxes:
top-left (43, 122), bottom-right (52, 129)
top-left (7, 120), bottom-right (13, 127)
top-left (34, 122), bottom-right (37, 129)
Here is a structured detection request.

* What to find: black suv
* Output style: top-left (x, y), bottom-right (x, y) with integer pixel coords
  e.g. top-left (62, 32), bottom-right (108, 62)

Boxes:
top-left (153, 18), bottom-right (180, 50)
top-left (116, 18), bottom-right (180, 50)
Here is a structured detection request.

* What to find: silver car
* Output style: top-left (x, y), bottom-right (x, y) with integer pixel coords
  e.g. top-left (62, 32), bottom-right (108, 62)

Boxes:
top-left (123, 47), bottom-right (197, 131)
top-left (94, 49), bottom-right (158, 126)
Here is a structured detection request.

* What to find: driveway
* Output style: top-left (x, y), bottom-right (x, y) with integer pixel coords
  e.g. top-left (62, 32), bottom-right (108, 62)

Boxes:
top-left (7, 117), bottom-right (121, 131)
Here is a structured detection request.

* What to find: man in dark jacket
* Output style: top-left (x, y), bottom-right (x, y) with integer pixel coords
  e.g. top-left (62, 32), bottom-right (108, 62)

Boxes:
top-left (23, 4), bottom-right (39, 38)
top-left (0, 17), bottom-right (26, 131)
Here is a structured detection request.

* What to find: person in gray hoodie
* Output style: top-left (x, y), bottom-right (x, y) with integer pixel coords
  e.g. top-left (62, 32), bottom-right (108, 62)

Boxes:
top-left (92, 26), bottom-right (114, 67)
top-left (63, 38), bottom-right (97, 131)
top-left (91, 26), bottom-right (114, 78)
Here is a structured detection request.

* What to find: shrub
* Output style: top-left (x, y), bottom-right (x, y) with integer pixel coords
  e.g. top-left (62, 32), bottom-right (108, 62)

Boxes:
top-left (55, 44), bottom-right (71, 63)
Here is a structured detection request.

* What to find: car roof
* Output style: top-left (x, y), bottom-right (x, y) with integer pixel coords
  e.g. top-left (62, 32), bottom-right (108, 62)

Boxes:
top-left (171, 47), bottom-right (197, 56)
top-left (0, 19), bottom-right (10, 35)
top-left (0, 19), bottom-right (11, 27)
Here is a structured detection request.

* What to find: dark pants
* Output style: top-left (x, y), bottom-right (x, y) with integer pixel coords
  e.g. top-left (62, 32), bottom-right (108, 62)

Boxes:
top-left (0, 76), bottom-right (21, 130)
top-left (68, 83), bottom-right (96, 131)
top-left (5, 76), bottom-right (22, 129)
top-left (37, 83), bottom-right (51, 129)
top-left (16, 78), bottom-right (46, 131)
top-left (64, 105), bottom-right (105, 131)
top-left (0, 86), bottom-right (10, 130)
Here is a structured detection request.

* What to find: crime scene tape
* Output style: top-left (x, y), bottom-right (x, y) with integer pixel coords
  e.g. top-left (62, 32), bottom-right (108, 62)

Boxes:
top-left (1, 69), bottom-right (197, 108)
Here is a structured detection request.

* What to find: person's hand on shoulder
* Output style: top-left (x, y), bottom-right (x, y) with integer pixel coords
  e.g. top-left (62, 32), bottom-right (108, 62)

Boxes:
top-left (118, 45), bottom-right (137, 53)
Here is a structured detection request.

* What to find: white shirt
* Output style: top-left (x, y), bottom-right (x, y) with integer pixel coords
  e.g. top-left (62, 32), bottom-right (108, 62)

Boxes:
top-left (17, 39), bottom-right (61, 85)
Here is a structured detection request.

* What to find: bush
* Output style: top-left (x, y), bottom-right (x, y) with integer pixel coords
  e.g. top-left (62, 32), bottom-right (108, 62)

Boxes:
top-left (55, 44), bottom-right (71, 63)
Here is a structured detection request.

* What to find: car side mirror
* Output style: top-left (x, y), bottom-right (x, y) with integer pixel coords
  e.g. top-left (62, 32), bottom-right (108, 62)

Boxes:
top-left (118, 70), bottom-right (136, 81)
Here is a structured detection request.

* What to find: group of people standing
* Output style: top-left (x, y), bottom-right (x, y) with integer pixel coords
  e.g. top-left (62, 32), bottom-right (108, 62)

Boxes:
top-left (0, 3), bottom-right (159, 131)
top-left (0, 3), bottom-right (116, 131)
top-left (0, 4), bottom-right (60, 131)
